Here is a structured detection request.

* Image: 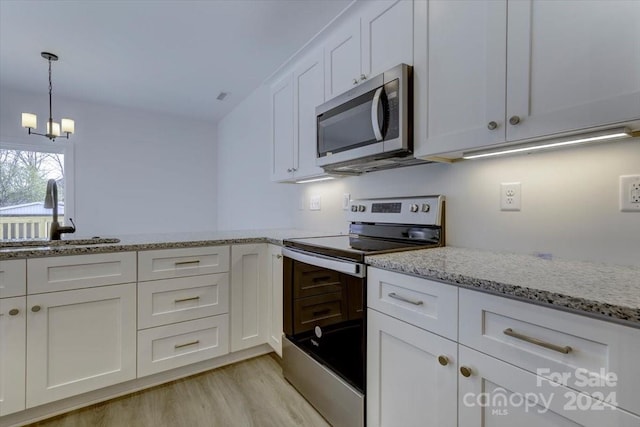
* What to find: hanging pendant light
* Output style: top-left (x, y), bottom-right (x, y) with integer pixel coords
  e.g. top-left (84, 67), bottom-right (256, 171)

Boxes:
top-left (21, 52), bottom-right (75, 141)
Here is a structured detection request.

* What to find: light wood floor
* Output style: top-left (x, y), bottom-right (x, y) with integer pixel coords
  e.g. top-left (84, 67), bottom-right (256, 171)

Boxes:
top-left (30, 355), bottom-right (330, 427)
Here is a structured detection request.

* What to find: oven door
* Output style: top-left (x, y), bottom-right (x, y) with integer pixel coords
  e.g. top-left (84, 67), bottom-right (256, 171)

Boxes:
top-left (281, 247), bottom-right (366, 427)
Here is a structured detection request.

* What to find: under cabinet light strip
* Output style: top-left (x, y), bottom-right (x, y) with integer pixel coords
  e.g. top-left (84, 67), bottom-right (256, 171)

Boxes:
top-left (295, 176), bottom-right (336, 184)
top-left (462, 128), bottom-right (634, 160)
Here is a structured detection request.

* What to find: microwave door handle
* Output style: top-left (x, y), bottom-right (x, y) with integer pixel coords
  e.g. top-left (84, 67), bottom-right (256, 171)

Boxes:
top-left (371, 87), bottom-right (384, 142)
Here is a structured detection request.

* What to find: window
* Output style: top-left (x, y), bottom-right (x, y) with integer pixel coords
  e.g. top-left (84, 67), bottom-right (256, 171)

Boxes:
top-left (0, 141), bottom-right (74, 239)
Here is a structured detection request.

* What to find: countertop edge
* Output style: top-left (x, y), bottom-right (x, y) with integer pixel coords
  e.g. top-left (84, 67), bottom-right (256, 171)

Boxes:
top-left (366, 258), bottom-right (640, 328)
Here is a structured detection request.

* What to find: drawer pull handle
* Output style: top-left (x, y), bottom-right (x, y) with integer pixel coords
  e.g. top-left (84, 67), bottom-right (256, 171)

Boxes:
top-left (313, 276), bottom-right (332, 283)
top-left (312, 308), bottom-right (331, 316)
top-left (175, 296), bottom-right (201, 303)
top-left (174, 260), bottom-right (201, 267)
top-left (31, 305), bottom-right (42, 313)
top-left (503, 328), bottom-right (572, 354)
top-left (174, 340), bottom-right (200, 349)
top-left (460, 366), bottom-right (473, 378)
top-left (388, 292), bottom-right (424, 306)
top-left (438, 355), bottom-right (449, 366)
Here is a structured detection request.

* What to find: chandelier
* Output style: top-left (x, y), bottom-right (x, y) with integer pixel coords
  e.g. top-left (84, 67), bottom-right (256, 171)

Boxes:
top-left (21, 52), bottom-right (75, 141)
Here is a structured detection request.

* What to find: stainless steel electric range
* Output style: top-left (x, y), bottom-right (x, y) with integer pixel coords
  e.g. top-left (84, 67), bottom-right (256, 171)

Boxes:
top-left (281, 195), bottom-right (445, 427)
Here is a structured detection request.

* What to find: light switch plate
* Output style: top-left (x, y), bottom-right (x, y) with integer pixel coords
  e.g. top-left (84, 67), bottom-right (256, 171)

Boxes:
top-left (342, 193), bottom-right (351, 210)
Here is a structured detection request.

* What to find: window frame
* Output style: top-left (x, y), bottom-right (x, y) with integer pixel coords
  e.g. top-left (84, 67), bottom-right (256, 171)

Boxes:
top-left (0, 139), bottom-right (75, 223)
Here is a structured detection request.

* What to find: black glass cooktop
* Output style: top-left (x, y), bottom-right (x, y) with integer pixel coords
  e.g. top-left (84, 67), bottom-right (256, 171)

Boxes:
top-left (284, 235), bottom-right (437, 262)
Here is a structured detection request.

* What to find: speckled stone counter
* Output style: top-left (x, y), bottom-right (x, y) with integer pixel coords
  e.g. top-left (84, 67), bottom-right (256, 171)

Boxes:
top-left (366, 247), bottom-right (640, 327)
top-left (0, 229), bottom-right (333, 260)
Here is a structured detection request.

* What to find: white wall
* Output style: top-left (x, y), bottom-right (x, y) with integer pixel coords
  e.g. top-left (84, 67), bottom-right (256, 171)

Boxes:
top-left (216, 85), bottom-right (297, 229)
top-left (294, 139), bottom-right (640, 267)
top-left (1, 86), bottom-right (218, 236)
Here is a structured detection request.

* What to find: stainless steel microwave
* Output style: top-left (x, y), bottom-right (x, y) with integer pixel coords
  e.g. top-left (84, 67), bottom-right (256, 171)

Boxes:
top-left (316, 63), bottom-right (413, 173)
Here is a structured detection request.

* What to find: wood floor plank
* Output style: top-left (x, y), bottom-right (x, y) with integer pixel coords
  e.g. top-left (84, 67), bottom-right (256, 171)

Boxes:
top-left (28, 355), bottom-right (330, 427)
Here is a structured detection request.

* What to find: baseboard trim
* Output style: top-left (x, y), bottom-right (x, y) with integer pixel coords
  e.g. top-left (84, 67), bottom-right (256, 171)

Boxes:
top-left (1, 345), bottom-right (272, 427)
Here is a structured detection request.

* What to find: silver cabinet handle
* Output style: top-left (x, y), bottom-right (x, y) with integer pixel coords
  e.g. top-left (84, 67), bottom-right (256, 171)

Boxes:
top-left (487, 121), bottom-right (498, 130)
top-left (503, 328), bottom-right (572, 354)
top-left (388, 292), bottom-right (424, 306)
top-left (174, 340), bottom-right (200, 349)
top-left (353, 78), bottom-right (359, 85)
top-left (276, 254), bottom-right (282, 259)
top-left (31, 305), bottom-right (41, 313)
top-left (175, 296), bottom-right (200, 303)
top-left (509, 115), bottom-right (521, 125)
top-left (359, 74), bottom-right (367, 81)
top-left (9, 308), bottom-right (20, 316)
top-left (174, 259), bottom-right (200, 267)
top-left (287, 168), bottom-right (292, 172)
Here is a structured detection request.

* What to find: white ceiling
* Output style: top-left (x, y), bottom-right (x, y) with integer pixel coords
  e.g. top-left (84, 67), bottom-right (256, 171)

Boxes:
top-left (0, 0), bottom-right (352, 122)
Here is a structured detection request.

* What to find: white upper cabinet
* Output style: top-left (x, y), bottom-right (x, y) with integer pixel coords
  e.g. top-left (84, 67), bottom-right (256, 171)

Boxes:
top-left (506, 0), bottom-right (640, 142)
top-left (270, 73), bottom-right (295, 182)
top-left (293, 49), bottom-right (326, 179)
top-left (324, 0), bottom-right (415, 101)
top-left (324, 19), bottom-right (362, 100)
top-left (417, 0), bottom-right (508, 157)
top-left (361, 0), bottom-right (414, 78)
top-left (418, 0), bottom-right (640, 159)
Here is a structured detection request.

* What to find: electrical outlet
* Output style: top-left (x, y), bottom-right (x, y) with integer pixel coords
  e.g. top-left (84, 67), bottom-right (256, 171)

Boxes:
top-left (500, 182), bottom-right (521, 211)
top-left (620, 175), bottom-right (640, 212)
top-left (342, 193), bottom-right (351, 210)
top-left (309, 195), bottom-right (321, 211)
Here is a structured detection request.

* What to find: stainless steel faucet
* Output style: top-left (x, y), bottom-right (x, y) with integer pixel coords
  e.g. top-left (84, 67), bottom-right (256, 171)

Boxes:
top-left (44, 179), bottom-right (75, 240)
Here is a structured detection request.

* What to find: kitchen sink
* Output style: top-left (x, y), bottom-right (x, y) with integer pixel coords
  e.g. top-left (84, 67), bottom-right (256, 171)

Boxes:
top-left (0, 237), bottom-right (121, 249)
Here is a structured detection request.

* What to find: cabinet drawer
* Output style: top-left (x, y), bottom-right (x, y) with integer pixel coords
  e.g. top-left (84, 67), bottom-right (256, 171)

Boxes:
top-left (293, 262), bottom-right (342, 298)
top-left (293, 292), bottom-right (348, 334)
top-left (27, 252), bottom-right (136, 294)
top-left (137, 315), bottom-right (230, 377)
top-left (367, 268), bottom-right (458, 340)
top-left (138, 273), bottom-right (229, 329)
top-left (459, 288), bottom-right (640, 415)
top-left (0, 259), bottom-right (26, 298)
top-left (138, 246), bottom-right (230, 281)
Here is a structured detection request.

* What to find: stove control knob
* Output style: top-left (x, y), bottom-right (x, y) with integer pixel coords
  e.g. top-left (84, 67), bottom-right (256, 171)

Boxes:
top-left (350, 205), bottom-right (358, 212)
top-left (358, 205), bottom-right (366, 212)
top-left (410, 204), bottom-right (419, 213)
top-left (421, 203), bottom-right (430, 213)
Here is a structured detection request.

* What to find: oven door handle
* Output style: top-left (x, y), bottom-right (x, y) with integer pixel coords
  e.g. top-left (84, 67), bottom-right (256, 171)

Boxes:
top-left (282, 248), bottom-right (365, 278)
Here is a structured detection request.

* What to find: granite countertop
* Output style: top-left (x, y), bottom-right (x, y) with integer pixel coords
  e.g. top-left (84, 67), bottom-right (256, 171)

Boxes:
top-left (366, 246), bottom-right (640, 327)
top-left (0, 229), bottom-right (334, 260)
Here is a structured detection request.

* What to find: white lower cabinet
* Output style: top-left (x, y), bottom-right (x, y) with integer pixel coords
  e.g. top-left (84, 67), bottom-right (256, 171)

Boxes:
top-left (137, 315), bottom-right (229, 377)
top-left (367, 268), bottom-right (640, 427)
top-left (26, 283), bottom-right (137, 408)
top-left (458, 346), bottom-right (640, 427)
top-left (367, 308), bottom-right (457, 427)
top-left (230, 244), bottom-right (268, 352)
top-left (0, 296), bottom-right (26, 416)
top-left (266, 244), bottom-right (283, 356)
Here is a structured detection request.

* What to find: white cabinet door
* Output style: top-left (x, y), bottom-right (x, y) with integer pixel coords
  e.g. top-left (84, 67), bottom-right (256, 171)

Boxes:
top-left (506, 0), bottom-right (640, 142)
top-left (367, 309), bottom-right (457, 427)
top-left (266, 245), bottom-right (283, 356)
top-left (293, 49), bottom-right (326, 180)
top-left (271, 73), bottom-right (295, 182)
top-left (416, 0), bottom-right (507, 158)
top-left (324, 18), bottom-right (362, 100)
top-left (361, 0), bottom-right (414, 78)
top-left (26, 283), bottom-right (136, 408)
top-left (458, 346), bottom-right (640, 427)
top-left (0, 297), bottom-right (26, 416)
top-left (230, 244), bottom-right (268, 352)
